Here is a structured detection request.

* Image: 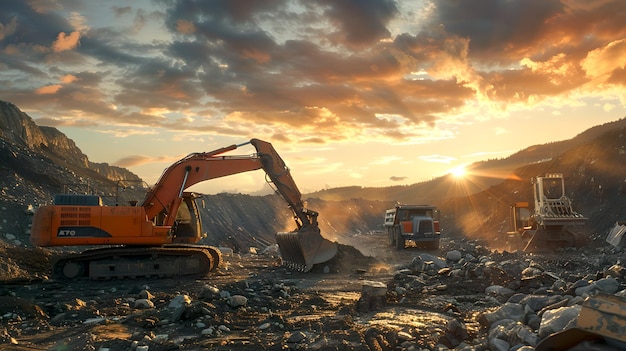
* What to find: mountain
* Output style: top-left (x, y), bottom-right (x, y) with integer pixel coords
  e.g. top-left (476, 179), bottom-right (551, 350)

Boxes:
top-left (0, 100), bottom-right (141, 182)
top-left (306, 118), bottom-right (626, 204)
top-left (1, 98), bottom-right (625, 253)
top-left (0, 100), bottom-right (144, 245)
top-left (437, 125), bottom-right (626, 246)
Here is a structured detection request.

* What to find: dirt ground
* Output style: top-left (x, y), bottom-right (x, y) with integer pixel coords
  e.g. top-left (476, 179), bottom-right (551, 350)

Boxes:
top-left (0, 233), bottom-right (623, 351)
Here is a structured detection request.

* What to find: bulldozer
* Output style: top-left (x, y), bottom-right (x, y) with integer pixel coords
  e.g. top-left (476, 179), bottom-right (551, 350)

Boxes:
top-left (30, 138), bottom-right (337, 279)
top-left (506, 173), bottom-right (588, 252)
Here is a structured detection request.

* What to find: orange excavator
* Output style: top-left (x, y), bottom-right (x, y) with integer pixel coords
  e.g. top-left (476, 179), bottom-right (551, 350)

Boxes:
top-left (30, 139), bottom-right (337, 279)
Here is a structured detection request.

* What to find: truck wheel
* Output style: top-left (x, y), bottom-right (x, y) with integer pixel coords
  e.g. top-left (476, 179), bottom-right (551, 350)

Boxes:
top-left (395, 231), bottom-right (405, 250)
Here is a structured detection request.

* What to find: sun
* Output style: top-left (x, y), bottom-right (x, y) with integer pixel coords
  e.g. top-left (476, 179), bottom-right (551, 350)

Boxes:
top-left (449, 165), bottom-right (466, 179)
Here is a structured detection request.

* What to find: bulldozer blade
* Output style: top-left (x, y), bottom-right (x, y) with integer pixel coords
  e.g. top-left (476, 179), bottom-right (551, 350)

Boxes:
top-left (275, 227), bottom-right (337, 272)
top-left (523, 226), bottom-right (587, 253)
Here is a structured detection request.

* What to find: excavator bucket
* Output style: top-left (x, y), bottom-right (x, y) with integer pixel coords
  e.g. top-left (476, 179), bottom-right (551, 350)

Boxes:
top-left (275, 227), bottom-right (337, 272)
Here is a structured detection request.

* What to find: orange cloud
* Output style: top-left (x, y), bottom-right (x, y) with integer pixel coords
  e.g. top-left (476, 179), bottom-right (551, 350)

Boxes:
top-left (176, 19), bottom-right (196, 34)
top-left (113, 155), bottom-right (153, 168)
top-left (52, 31), bottom-right (81, 52)
top-left (582, 39), bottom-right (626, 79)
top-left (61, 74), bottom-right (78, 83)
top-left (35, 84), bottom-right (62, 94)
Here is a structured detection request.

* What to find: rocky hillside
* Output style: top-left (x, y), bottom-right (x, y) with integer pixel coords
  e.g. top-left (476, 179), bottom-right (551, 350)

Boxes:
top-left (0, 100), bottom-right (390, 250)
top-left (0, 100), bottom-right (144, 246)
top-left (308, 118), bottom-right (626, 204)
top-left (437, 126), bottom-right (626, 245)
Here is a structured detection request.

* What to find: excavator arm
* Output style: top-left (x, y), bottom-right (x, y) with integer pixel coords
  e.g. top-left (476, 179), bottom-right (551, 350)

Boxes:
top-left (141, 139), bottom-right (336, 271)
top-left (250, 139), bottom-right (337, 271)
top-left (250, 139), bottom-right (318, 229)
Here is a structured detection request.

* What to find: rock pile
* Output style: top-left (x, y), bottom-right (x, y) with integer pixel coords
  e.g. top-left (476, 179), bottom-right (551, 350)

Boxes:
top-left (384, 239), bottom-right (626, 350)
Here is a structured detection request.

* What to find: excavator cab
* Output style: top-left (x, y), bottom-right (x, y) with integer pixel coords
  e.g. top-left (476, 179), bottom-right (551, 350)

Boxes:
top-left (171, 192), bottom-right (204, 244)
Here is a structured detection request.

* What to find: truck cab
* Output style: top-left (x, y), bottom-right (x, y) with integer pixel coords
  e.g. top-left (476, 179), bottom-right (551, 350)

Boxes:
top-left (384, 205), bottom-right (441, 250)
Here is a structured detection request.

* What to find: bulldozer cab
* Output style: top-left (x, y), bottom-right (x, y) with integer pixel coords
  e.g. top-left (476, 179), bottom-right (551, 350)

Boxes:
top-left (508, 173), bottom-right (589, 252)
top-left (536, 174), bottom-right (565, 200)
top-left (532, 173), bottom-right (586, 227)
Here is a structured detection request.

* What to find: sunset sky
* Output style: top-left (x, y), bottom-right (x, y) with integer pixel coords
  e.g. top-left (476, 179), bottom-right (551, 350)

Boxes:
top-left (1, 0), bottom-right (625, 194)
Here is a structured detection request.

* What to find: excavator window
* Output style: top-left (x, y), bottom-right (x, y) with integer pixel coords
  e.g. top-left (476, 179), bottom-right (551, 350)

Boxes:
top-left (176, 201), bottom-right (192, 224)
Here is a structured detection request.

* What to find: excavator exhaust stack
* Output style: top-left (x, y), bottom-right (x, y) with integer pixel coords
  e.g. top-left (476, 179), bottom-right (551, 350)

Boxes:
top-left (275, 226), bottom-right (338, 272)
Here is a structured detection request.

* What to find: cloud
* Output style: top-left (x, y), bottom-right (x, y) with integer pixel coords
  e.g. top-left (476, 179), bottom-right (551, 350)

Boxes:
top-left (35, 84), bottom-right (62, 94)
top-left (0, 16), bottom-right (18, 40)
top-left (389, 176), bottom-right (407, 181)
top-left (34, 116), bottom-right (99, 128)
top-left (419, 154), bottom-right (456, 164)
top-left (98, 128), bottom-right (159, 138)
top-left (494, 127), bottom-right (509, 135)
top-left (113, 154), bottom-right (181, 168)
top-left (582, 39), bottom-right (626, 80)
top-left (176, 19), bottom-right (196, 34)
top-left (431, 0), bottom-right (564, 58)
top-left (52, 31), bottom-right (81, 52)
top-left (113, 155), bottom-right (153, 168)
top-left (316, 0), bottom-right (399, 47)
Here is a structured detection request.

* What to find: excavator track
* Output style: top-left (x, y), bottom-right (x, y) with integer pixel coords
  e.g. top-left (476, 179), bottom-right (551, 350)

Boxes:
top-left (52, 245), bottom-right (222, 280)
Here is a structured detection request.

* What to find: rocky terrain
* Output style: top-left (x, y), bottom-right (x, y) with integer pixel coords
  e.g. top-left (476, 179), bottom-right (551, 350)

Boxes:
top-left (1, 234), bottom-right (625, 351)
top-left (2, 100), bottom-right (626, 350)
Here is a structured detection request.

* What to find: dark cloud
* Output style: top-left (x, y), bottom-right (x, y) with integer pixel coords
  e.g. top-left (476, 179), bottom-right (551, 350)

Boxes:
top-left (389, 176), bottom-right (407, 181)
top-left (159, 0), bottom-right (287, 24)
top-left (0, 0), bottom-right (74, 50)
top-left (112, 57), bottom-right (203, 110)
top-left (112, 6), bottom-right (132, 16)
top-left (607, 67), bottom-right (626, 86)
top-left (314, 0), bottom-right (398, 47)
top-left (431, 0), bottom-right (563, 59)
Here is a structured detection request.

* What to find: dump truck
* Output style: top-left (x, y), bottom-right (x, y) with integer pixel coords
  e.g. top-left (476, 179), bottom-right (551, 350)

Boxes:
top-left (30, 138), bottom-right (337, 278)
top-left (384, 205), bottom-right (441, 250)
top-left (507, 173), bottom-right (588, 252)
